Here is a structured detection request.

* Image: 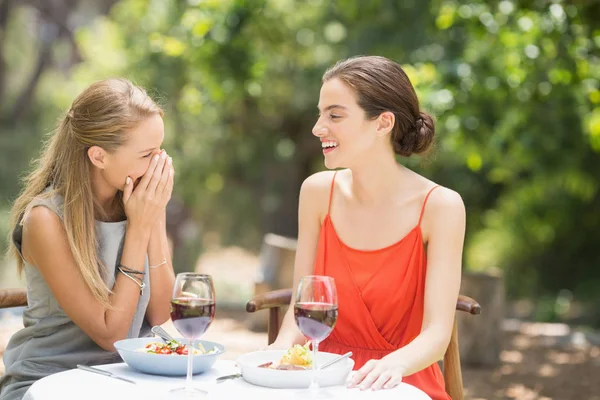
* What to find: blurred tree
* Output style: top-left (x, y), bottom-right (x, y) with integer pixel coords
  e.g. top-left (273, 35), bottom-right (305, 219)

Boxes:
top-left (0, 0), bottom-right (119, 201)
top-left (422, 1), bottom-right (600, 311)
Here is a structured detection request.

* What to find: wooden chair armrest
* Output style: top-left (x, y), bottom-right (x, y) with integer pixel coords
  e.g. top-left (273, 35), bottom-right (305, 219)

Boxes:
top-left (457, 294), bottom-right (481, 315)
top-left (246, 288), bottom-right (292, 313)
top-left (246, 290), bottom-right (480, 315)
top-left (0, 288), bottom-right (27, 308)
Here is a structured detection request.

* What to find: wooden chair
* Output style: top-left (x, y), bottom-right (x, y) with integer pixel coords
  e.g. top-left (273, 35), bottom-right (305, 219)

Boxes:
top-left (0, 288), bottom-right (27, 309)
top-left (247, 289), bottom-right (480, 400)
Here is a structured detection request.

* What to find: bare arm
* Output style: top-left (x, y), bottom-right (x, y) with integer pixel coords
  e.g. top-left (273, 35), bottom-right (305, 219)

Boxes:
top-left (387, 188), bottom-right (465, 372)
top-left (143, 152), bottom-right (175, 326)
top-left (350, 187), bottom-right (466, 390)
top-left (145, 210), bottom-right (176, 327)
top-left (271, 171), bottom-right (333, 348)
top-left (23, 208), bottom-right (152, 352)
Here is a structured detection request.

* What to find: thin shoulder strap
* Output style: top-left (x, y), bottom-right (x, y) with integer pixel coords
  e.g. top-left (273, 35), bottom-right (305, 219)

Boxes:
top-left (418, 185), bottom-right (440, 226)
top-left (327, 171), bottom-right (338, 215)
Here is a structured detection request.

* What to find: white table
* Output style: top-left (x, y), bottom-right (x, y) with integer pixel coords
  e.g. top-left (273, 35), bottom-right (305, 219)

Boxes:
top-left (23, 361), bottom-right (431, 400)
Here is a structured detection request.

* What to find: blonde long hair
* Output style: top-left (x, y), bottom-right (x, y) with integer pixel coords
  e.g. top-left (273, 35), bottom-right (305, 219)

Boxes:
top-left (8, 78), bottom-right (163, 309)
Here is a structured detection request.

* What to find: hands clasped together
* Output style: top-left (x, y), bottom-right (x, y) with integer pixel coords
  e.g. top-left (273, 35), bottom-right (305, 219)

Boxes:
top-left (123, 150), bottom-right (174, 230)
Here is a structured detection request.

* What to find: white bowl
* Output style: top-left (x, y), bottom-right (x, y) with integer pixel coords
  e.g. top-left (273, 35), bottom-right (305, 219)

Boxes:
top-left (114, 337), bottom-right (224, 376)
top-left (236, 350), bottom-right (354, 389)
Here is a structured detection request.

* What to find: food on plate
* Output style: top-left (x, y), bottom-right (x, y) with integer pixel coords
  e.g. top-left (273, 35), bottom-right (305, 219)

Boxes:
top-left (137, 339), bottom-right (217, 355)
top-left (259, 342), bottom-right (312, 370)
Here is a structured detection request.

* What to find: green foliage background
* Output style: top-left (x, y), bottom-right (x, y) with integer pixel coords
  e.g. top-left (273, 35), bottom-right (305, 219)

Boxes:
top-left (1, 0), bottom-right (599, 323)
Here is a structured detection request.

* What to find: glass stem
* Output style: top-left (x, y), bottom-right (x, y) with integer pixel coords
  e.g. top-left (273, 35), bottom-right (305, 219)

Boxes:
top-left (310, 340), bottom-right (319, 392)
top-left (186, 338), bottom-right (194, 390)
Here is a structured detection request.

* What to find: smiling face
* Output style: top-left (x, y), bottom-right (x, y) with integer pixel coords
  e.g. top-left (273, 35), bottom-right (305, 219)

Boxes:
top-left (313, 78), bottom-right (384, 169)
top-left (101, 113), bottom-right (165, 191)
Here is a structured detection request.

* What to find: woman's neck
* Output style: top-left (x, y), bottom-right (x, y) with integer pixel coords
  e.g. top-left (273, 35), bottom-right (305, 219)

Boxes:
top-left (91, 172), bottom-right (121, 221)
top-left (348, 153), bottom-right (407, 205)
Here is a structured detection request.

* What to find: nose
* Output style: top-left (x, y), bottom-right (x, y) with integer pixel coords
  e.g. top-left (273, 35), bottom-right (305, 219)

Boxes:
top-left (312, 122), bottom-right (328, 137)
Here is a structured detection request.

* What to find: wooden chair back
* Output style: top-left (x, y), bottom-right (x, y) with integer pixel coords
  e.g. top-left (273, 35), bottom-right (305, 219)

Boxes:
top-left (0, 288), bottom-right (27, 309)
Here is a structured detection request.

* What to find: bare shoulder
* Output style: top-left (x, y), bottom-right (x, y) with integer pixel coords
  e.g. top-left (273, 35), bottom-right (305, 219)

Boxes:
top-left (299, 170), bottom-right (339, 221)
top-left (301, 170), bottom-right (337, 192)
top-left (427, 186), bottom-right (465, 214)
top-left (405, 168), bottom-right (461, 210)
top-left (300, 170), bottom-right (338, 202)
top-left (22, 206), bottom-right (67, 263)
top-left (419, 185), bottom-right (466, 245)
top-left (23, 205), bottom-right (64, 234)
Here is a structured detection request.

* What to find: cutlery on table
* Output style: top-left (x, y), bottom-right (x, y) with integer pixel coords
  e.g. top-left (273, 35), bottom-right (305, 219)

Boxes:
top-left (216, 361), bottom-right (275, 383)
top-left (319, 351), bottom-right (352, 370)
top-left (151, 325), bottom-right (178, 343)
top-left (76, 364), bottom-right (136, 384)
top-left (216, 373), bottom-right (242, 383)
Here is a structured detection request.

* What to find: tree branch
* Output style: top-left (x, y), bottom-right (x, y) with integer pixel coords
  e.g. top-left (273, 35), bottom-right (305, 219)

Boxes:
top-left (21, 0), bottom-right (83, 64)
top-left (0, 0), bottom-right (15, 112)
top-left (10, 36), bottom-right (52, 124)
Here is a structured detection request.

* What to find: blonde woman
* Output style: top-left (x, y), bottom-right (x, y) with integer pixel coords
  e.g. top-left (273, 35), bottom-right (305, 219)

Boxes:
top-left (0, 79), bottom-right (175, 400)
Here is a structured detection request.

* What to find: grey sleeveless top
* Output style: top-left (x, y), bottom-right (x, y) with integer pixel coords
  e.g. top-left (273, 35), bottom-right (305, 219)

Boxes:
top-left (0, 191), bottom-right (151, 400)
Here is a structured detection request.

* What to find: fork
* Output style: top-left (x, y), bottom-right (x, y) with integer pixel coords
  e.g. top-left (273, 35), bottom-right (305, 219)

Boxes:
top-left (77, 364), bottom-right (136, 384)
top-left (151, 325), bottom-right (178, 343)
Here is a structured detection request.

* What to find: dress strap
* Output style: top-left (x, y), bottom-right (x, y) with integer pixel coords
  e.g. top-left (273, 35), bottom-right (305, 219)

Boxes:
top-left (418, 185), bottom-right (440, 226)
top-left (327, 171), bottom-right (338, 215)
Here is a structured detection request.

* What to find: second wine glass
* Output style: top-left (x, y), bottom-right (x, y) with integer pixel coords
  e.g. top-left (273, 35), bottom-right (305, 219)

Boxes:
top-left (294, 275), bottom-right (338, 397)
top-left (170, 273), bottom-right (215, 398)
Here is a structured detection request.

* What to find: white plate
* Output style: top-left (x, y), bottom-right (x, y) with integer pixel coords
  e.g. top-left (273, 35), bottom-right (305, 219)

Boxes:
top-left (236, 350), bottom-right (354, 389)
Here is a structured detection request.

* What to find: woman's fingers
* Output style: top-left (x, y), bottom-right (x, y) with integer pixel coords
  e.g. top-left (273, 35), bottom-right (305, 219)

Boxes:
top-left (370, 371), bottom-right (392, 391)
top-left (137, 153), bottom-right (161, 192)
top-left (157, 156), bottom-right (172, 195)
top-left (146, 151), bottom-right (167, 195)
top-left (122, 176), bottom-right (133, 203)
top-left (383, 374), bottom-right (402, 389)
top-left (164, 165), bottom-right (174, 202)
top-left (358, 368), bottom-right (382, 391)
top-left (347, 359), bottom-right (375, 388)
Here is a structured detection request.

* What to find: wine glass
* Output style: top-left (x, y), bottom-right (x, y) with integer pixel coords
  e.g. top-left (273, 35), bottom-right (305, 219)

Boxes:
top-left (169, 273), bottom-right (215, 397)
top-left (294, 275), bottom-right (338, 397)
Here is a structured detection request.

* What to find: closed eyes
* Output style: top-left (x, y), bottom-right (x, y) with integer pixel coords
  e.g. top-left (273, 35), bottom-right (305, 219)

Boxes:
top-left (317, 113), bottom-right (342, 120)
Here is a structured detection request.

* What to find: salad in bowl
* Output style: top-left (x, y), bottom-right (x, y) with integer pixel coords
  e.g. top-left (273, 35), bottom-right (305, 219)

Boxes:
top-left (114, 337), bottom-right (224, 376)
top-left (138, 339), bottom-right (218, 356)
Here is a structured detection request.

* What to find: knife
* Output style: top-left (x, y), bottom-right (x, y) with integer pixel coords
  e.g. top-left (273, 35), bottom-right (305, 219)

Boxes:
top-left (216, 361), bottom-right (272, 383)
top-left (216, 373), bottom-right (242, 383)
top-left (77, 364), bottom-right (136, 384)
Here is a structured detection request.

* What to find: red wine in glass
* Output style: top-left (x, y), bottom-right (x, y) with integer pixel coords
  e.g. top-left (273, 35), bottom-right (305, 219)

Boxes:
top-left (295, 275), bottom-right (338, 396)
top-left (170, 273), bottom-right (215, 398)
top-left (294, 302), bottom-right (338, 342)
top-left (170, 298), bottom-right (215, 339)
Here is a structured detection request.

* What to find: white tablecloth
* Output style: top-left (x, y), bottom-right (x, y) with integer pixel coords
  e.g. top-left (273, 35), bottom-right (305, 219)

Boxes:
top-left (23, 361), bottom-right (431, 400)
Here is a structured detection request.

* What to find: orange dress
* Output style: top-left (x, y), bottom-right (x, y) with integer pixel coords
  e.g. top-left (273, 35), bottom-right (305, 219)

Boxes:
top-left (314, 172), bottom-right (451, 400)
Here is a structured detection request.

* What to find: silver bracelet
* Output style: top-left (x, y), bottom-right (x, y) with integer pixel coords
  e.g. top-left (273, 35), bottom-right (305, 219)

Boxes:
top-left (149, 258), bottom-right (167, 269)
top-left (118, 268), bottom-right (146, 295)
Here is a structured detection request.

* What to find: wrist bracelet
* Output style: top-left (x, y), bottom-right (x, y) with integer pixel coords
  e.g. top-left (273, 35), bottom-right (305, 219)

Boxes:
top-left (118, 264), bottom-right (145, 275)
top-left (149, 258), bottom-right (167, 269)
top-left (117, 267), bottom-right (146, 295)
